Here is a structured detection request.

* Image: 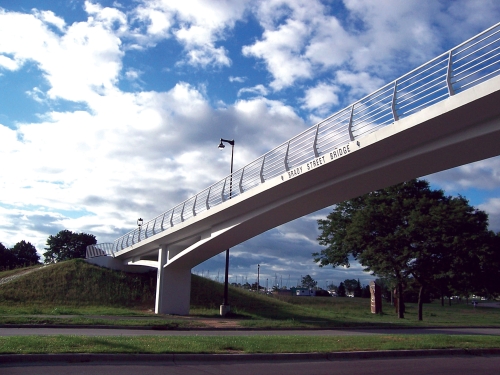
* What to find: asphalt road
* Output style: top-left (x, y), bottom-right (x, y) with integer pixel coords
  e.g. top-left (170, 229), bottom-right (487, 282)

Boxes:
top-left (2, 355), bottom-right (500, 375)
top-left (1, 327), bottom-right (500, 336)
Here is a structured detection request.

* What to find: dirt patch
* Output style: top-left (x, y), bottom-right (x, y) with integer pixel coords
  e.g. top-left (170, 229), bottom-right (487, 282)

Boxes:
top-left (195, 319), bottom-right (243, 329)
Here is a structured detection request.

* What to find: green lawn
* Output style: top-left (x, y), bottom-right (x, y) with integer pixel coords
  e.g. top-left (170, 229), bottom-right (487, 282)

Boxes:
top-left (1, 335), bottom-right (499, 354)
top-left (1, 260), bottom-right (499, 329)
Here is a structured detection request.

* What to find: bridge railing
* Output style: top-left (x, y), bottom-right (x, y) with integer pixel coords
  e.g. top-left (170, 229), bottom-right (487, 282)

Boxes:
top-left (87, 22), bottom-right (500, 258)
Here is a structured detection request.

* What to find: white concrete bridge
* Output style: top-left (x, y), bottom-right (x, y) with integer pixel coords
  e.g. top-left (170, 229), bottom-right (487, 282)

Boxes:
top-left (87, 23), bottom-right (500, 315)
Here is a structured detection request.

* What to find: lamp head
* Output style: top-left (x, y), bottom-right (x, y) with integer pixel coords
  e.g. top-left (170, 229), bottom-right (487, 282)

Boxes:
top-left (137, 218), bottom-right (143, 227)
top-left (218, 139), bottom-right (225, 149)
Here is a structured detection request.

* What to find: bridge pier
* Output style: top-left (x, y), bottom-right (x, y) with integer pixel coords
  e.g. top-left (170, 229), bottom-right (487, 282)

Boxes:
top-left (155, 246), bottom-right (191, 315)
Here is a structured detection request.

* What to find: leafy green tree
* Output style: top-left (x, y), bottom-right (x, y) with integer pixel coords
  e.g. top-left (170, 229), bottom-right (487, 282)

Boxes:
top-left (10, 240), bottom-right (40, 268)
top-left (337, 282), bottom-right (346, 297)
top-left (43, 230), bottom-right (96, 263)
top-left (301, 275), bottom-right (318, 289)
top-left (327, 283), bottom-right (338, 292)
top-left (0, 242), bottom-right (15, 270)
top-left (343, 279), bottom-right (358, 296)
top-left (314, 179), bottom-right (493, 320)
top-left (361, 285), bottom-right (371, 298)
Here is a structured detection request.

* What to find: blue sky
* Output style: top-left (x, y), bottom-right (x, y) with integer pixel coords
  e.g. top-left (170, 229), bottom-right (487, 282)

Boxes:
top-left (1, 0), bottom-right (500, 289)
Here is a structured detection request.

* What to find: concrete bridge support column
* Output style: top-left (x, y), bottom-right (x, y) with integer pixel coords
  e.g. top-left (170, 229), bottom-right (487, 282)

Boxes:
top-left (155, 246), bottom-right (192, 315)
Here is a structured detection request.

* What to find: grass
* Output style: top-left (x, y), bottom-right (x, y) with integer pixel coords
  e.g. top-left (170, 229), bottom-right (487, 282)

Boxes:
top-left (1, 335), bottom-right (499, 354)
top-left (1, 259), bottom-right (499, 329)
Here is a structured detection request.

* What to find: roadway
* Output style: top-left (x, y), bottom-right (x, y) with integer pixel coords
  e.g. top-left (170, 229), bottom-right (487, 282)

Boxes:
top-left (2, 354), bottom-right (500, 375)
top-left (1, 327), bottom-right (500, 336)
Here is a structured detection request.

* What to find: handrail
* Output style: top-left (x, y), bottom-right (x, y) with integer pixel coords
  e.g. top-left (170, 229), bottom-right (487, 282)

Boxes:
top-left (88, 22), bottom-right (500, 257)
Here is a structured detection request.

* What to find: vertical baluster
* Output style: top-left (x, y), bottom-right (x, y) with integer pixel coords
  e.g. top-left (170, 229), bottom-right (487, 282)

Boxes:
top-left (284, 142), bottom-right (290, 171)
top-left (239, 168), bottom-right (245, 194)
top-left (260, 155), bottom-right (266, 183)
top-left (221, 178), bottom-right (227, 202)
top-left (446, 51), bottom-right (455, 96)
top-left (312, 123), bottom-right (320, 157)
top-left (348, 105), bottom-right (355, 141)
top-left (161, 212), bottom-right (166, 231)
top-left (206, 187), bottom-right (211, 210)
top-left (391, 81), bottom-right (399, 122)
top-left (193, 195), bottom-right (197, 217)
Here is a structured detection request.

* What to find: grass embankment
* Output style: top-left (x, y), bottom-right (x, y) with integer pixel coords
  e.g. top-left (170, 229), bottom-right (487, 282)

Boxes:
top-left (1, 259), bottom-right (500, 328)
top-left (1, 260), bottom-right (500, 355)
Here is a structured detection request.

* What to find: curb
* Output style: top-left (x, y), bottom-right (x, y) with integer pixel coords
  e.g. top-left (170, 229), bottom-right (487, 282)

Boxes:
top-left (2, 349), bottom-right (500, 364)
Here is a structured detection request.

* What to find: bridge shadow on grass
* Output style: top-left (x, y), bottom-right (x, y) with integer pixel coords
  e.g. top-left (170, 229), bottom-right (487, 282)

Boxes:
top-left (189, 275), bottom-right (393, 328)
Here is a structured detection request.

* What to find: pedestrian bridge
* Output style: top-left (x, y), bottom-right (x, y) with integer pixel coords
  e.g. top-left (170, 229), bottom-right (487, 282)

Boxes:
top-left (87, 23), bottom-right (500, 315)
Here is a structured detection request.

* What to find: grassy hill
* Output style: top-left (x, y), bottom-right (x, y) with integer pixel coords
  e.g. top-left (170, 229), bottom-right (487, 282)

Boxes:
top-left (0, 259), bottom-right (156, 308)
top-left (1, 259), bottom-right (499, 328)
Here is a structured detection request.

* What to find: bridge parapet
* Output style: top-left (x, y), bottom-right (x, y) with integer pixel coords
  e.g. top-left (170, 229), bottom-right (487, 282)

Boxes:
top-left (89, 22), bottom-right (500, 257)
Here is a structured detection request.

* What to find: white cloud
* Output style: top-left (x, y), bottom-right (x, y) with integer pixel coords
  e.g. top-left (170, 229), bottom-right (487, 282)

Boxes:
top-left (1, 0), bottom-right (499, 284)
top-left (335, 70), bottom-right (385, 101)
top-left (33, 10), bottom-right (66, 31)
top-left (237, 84), bottom-right (269, 97)
top-left (427, 157), bottom-right (500, 192)
top-left (243, 15), bottom-right (313, 90)
top-left (0, 54), bottom-right (20, 71)
top-left (229, 76), bottom-right (246, 83)
top-left (479, 198), bottom-right (500, 233)
top-left (300, 82), bottom-right (340, 115)
top-left (0, 8), bottom-right (124, 103)
top-left (135, 0), bottom-right (250, 67)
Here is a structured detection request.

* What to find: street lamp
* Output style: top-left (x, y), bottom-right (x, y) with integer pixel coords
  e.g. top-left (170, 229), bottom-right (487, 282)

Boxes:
top-left (218, 138), bottom-right (234, 316)
top-left (257, 264), bottom-right (260, 294)
top-left (137, 218), bottom-right (143, 240)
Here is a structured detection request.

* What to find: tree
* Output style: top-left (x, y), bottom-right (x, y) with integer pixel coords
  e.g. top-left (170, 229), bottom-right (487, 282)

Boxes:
top-left (314, 179), bottom-right (493, 320)
top-left (43, 230), bottom-right (96, 263)
top-left (10, 241), bottom-right (40, 268)
top-left (343, 279), bottom-right (362, 297)
top-left (301, 275), bottom-right (317, 289)
top-left (0, 242), bottom-right (15, 270)
top-left (337, 282), bottom-right (346, 297)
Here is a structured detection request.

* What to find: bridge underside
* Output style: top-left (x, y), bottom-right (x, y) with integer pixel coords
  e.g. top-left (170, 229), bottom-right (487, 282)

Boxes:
top-left (98, 75), bottom-right (500, 315)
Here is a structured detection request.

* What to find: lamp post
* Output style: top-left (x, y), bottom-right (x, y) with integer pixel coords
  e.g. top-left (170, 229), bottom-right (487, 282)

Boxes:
top-left (137, 218), bottom-right (143, 241)
top-left (218, 138), bottom-right (234, 316)
top-left (257, 264), bottom-right (260, 294)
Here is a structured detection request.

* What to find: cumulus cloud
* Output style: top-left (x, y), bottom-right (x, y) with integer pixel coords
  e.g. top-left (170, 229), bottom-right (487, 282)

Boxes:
top-left (1, 0), bottom-right (499, 287)
top-left (426, 157), bottom-right (500, 192)
top-left (300, 82), bottom-right (340, 115)
top-left (237, 84), bottom-right (269, 97)
top-left (134, 0), bottom-right (249, 67)
top-left (479, 198), bottom-right (500, 233)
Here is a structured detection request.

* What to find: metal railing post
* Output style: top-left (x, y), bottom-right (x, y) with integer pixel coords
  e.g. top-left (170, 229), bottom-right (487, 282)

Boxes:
top-left (239, 168), bottom-right (245, 194)
top-left (259, 155), bottom-right (266, 183)
top-left (284, 142), bottom-right (290, 171)
top-left (221, 178), bottom-right (227, 202)
top-left (193, 195), bottom-right (197, 217)
top-left (446, 50), bottom-right (455, 96)
top-left (348, 105), bottom-right (355, 141)
top-left (313, 124), bottom-right (320, 157)
top-left (206, 187), bottom-right (211, 210)
top-left (391, 81), bottom-right (399, 122)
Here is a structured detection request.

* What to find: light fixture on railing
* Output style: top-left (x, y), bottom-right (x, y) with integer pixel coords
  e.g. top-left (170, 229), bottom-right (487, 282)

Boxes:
top-left (137, 218), bottom-right (143, 228)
